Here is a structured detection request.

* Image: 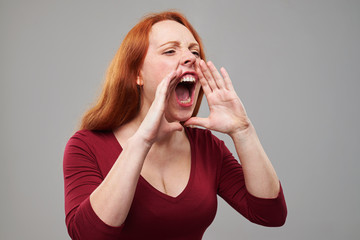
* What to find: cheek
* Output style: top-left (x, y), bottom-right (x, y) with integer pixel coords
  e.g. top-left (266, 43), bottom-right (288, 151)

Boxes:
top-left (146, 61), bottom-right (175, 85)
top-left (158, 60), bottom-right (179, 77)
top-left (141, 55), bottom-right (180, 99)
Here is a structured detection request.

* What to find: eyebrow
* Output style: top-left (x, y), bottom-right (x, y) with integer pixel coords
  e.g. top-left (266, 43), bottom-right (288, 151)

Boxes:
top-left (159, 41), bottom-right (199, 49)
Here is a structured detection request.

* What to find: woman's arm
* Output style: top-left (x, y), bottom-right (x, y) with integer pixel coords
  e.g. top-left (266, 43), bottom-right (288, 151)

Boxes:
top-left (228, 124), bottom-right (280, 198)
top-left (89, 133), bottom-right (151, 227)
top-left (89, 70), bottom-right (183, 227)
top-left (185, 60), bottom-right (280, 198)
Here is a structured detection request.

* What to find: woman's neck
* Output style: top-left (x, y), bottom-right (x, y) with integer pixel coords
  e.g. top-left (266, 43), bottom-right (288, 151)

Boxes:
top-left (114, 111), bottom-right (186, 149)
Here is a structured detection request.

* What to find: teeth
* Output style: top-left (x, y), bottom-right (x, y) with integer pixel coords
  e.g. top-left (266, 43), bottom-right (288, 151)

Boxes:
top-left (180, 97), bottom-right (191, 104)
top-left (180, 75), bottom-right (195, 83)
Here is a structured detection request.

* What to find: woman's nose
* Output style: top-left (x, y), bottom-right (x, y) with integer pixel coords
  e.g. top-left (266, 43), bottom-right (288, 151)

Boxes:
top-left (180, 50), bottom-right (196, 66)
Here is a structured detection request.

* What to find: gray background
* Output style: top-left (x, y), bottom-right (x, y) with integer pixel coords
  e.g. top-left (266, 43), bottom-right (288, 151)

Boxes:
top-left (1, 0), bottom-right (359, 239)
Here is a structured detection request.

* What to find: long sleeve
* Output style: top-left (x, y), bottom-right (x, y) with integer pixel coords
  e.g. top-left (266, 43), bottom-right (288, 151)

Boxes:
top-left (63, 128), bottom-right (286, 239)
top-left (216, 137), bottom-right (287, 227)
top-left (63, 131), bottom-right (123, 240)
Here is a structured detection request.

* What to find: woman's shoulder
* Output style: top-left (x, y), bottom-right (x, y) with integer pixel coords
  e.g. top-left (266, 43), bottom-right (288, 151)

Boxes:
top-left (185, 126), bottom-right (224, 147)
top-left (67, 129), bottom-right (115, 147)
top-left (64, 129), bottom-right (119, 162)
top-left (185, 127), bottom-right (229, 169)
top-left (185, 126), bottom-right (211, 138)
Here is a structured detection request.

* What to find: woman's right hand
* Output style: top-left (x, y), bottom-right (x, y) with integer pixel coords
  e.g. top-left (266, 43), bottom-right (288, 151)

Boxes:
top-left (135, 69), bottom-right (183, 145)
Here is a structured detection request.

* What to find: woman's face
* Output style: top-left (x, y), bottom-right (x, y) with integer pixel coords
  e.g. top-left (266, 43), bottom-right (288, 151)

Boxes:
top-left (139, 20), bottom-right (201, 122)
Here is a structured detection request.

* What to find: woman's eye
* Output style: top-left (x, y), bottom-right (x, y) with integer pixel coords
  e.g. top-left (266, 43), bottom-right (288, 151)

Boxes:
top-left (164, 50), bottom-right (175, 55)
top-left (192, 51), bottom-right (200, 57)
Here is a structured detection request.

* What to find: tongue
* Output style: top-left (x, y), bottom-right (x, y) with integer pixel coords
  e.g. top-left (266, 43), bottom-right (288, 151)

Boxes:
top-left (175, 84), bottom-right (190, 101)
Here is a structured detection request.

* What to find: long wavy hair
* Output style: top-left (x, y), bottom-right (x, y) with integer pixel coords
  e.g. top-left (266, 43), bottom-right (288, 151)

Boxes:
top-left (80, 11), bottom-right (206, 130)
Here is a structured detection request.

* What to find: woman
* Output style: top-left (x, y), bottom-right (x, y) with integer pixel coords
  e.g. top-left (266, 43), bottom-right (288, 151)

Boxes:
top-left (63, 11), bottom-right (287, 240)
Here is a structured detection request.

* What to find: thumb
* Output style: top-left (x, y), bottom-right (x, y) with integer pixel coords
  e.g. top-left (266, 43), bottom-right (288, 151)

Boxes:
top-left (167, 121), bottom-right (183, 132)
top-left (184, 117), bottom-right (209, 128)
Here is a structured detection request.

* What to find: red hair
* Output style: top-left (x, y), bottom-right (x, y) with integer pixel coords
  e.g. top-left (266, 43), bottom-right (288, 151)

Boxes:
top-left (80, 11), bottom-right (206, 130)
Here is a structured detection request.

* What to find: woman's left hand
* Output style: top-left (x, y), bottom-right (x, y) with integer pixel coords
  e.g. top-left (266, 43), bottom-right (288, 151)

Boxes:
top-left (186, 60), bottom-right (282, 200)
top-left (184, 60), bottom-right (250, 137)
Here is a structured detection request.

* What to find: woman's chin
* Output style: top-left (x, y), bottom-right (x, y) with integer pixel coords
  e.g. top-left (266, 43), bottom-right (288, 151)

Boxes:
top-left (165, 110), bottom-right (193, 124)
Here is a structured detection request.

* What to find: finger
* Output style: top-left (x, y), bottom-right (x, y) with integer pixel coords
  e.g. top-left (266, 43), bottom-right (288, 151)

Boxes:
top-left (195, 61), bottom-right (212, 95)
top-left (160, 70), bottom-right (177, 91)
top-left (200, 60), bottom-right (218, 91)
top-left (148, 73), bottom-right (179, 124)
top-left (207, 61), bottom-right (225, 89)
top-left (156, 70), bottom-right (180, 102)
top-left (167, 69), bottom-right (182, 89)
top-left (152, 73), bottom-right (176, 112)
top-left (167, 121), bottom-right (183, 132)
top-left (166, 69), bottom-right (182, 101)
top-left (220, 67), bottom-right (235, 91)
top-left (184, 117), bottom-right (209, 129)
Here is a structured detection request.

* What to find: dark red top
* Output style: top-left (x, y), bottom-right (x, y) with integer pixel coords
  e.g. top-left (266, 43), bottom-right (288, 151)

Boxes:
top-left (63, 127), bottom-right (287, 240)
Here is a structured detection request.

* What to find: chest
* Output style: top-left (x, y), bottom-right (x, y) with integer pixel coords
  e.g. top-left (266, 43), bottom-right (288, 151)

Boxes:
top-left (95, 129), bottom-right (222, 238)
top-left (140, 142), bottom-right (191, 198)
top-left (123, 152), bottom-right (218, 238)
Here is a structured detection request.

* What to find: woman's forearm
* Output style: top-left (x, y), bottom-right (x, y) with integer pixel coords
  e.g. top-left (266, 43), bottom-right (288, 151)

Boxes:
top-left (89, 132), bottom-right (152, 227)
top-left (87, 70), bottom-right (183, 227)
top-left (230, 124), bottom-right (280, 199)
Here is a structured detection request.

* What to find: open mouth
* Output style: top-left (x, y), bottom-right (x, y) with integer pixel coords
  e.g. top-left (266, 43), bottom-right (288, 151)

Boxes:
top-left (175, 73), bottom-right (197, 106)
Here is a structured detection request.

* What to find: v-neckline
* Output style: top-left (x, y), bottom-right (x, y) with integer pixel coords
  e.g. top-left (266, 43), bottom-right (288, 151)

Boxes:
top-left (110, 127), bottom-right (195, 203)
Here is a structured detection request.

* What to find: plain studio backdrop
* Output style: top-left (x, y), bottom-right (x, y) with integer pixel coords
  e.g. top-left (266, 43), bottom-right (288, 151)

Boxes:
top-left (1, 0), bottom-right (359, 239)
